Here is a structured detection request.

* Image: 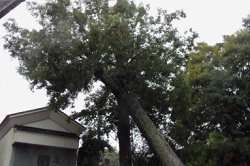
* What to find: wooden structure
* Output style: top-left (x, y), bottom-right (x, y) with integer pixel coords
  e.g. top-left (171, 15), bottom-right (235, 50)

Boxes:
top-left (0, 107), bottom-right (84, 166)
top-left (0, 0), bottom-right (24, 19)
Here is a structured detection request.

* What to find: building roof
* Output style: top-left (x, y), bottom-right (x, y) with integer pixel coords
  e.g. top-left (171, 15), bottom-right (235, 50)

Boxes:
top-left (0, 0), bottom-right (24, 19)
top-left (0, 107), bottom-right (85, 139)
top-left (14, 125), bottom-right (79, 138)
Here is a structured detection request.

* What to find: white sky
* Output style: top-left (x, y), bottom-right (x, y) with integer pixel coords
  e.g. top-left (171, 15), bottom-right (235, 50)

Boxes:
top-left (0, 0), bottom-right (250, 123)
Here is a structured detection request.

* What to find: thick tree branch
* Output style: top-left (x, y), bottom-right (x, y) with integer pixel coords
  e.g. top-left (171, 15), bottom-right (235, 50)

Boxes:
top-left (124, 94), bottom-right (184, 166)
top-left (94, 68), bottom-right (121, 97)
top-left (95, 69), bottom-right (184, 166)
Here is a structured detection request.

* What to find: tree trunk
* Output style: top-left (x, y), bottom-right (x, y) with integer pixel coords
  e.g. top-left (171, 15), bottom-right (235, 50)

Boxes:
top-left (94, 69), bottom-right (184, 166)
top-left (123, 94), bottom-right (184, 166)
top-left (117, 99), bottom-right (132, 166)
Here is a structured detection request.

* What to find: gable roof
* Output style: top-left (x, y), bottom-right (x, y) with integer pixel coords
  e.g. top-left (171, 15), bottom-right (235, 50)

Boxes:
top-left (0, 107), bottom-right (85, 139)
top-left (0, 0), bottom-right (24, 19)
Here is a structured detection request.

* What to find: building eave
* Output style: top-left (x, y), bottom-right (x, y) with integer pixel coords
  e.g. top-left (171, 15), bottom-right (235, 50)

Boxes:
top-left (0, 107), bottom-right (85, 140)
top-left (14, 125), bottom-right (79, 139)
top-left (0, 0), bottom-right (25, 19)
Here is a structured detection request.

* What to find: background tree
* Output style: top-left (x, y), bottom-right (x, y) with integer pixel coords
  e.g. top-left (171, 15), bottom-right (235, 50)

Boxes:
top-left (169, 17), bottom-right (250, 165)
top-left (77, 129), bottom-right (114, 166)
top-left (3, 0), bottom-right (196, 165)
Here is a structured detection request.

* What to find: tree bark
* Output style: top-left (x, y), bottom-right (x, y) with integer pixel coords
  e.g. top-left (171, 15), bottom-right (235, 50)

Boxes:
top-left (94, 69), bottom-right (184, 166)
top-left (123, 94), bottom-right (184, 166)
top-left (117, 99), bottom-right (132, 166)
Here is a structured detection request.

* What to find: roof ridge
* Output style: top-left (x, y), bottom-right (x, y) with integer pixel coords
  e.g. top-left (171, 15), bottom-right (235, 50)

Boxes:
top-left (0, 106), bottom-right (49, 128)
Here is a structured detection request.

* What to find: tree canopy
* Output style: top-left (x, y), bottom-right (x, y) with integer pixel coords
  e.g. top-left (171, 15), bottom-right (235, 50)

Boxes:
top-left (168, 18), bottom-right (250, 166)
top-left (3, 0), bottom-right (197, 165)
top-left (3, 0), bottom-right (250, 165)
top-left (4, 0), bottom-right (193, 109)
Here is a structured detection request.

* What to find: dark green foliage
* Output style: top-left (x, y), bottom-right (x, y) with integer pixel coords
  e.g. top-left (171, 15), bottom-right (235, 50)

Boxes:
top-left (3, 0), bottom-right (196, 165)
top-left (133, 152), bottom-right (160, 166)
top-left (3, 0), bottom-right (194, 112)
top-left (243, 15), bottom-right (250, 30)
top-left (77, 130), bottom-right (113, 166)
top-left (169, 23), bottom-right (250, 165)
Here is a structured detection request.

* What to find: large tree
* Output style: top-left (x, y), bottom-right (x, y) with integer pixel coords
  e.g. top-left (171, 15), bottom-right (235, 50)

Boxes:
top-left (169, 18), bottom-right (250, 165)
top-left (3, 0), bottom-right (196, 165)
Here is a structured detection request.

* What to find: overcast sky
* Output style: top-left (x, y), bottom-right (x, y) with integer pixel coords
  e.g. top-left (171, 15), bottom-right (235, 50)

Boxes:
top-left (0, 0), bottom-right (250, 122)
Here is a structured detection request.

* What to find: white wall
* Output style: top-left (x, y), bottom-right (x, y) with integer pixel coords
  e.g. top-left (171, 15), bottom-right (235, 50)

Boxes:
top-left (0, 127), bottom-right (79, 166)
top-left (0, 128), bottom-right (15, 166)
top-left (14, 130), bottom-right (79, 149)
top-left (25, 119), bottom-right (69, 132)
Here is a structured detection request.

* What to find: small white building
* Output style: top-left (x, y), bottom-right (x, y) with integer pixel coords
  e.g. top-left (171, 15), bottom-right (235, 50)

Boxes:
top-left (0, 107), bottom-right (85, 166)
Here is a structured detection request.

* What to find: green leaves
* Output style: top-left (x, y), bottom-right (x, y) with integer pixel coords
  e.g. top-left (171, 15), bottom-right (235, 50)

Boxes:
top-left (170, 26), bottom-right (250, 165)
top-left (3, 1), bottom-right (196, 164)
